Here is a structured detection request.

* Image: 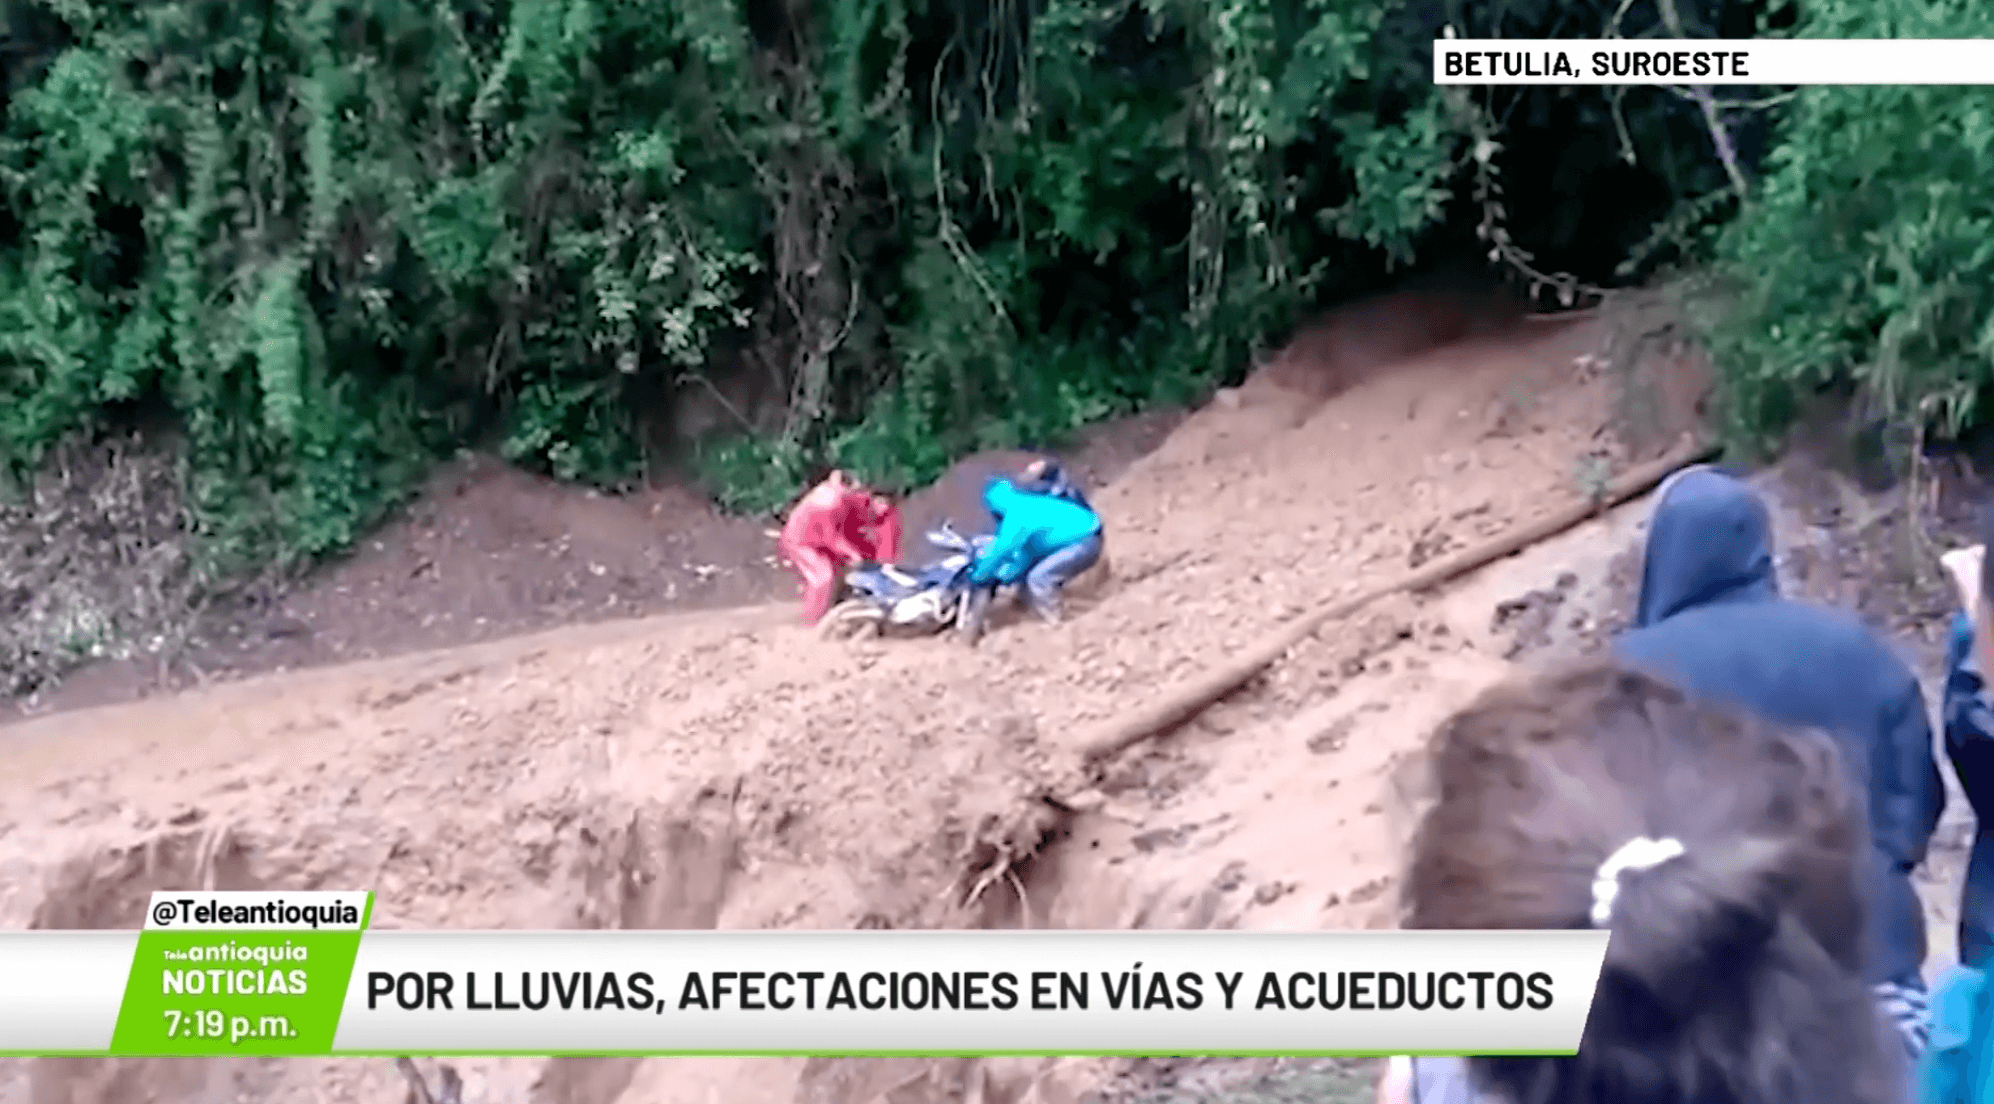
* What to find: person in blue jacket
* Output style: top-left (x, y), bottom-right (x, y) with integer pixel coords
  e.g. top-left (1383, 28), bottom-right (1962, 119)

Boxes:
top-left (1921, 537), bottom-right (1994, 1104)
top-left (1019, 457), bottom-right (1092, 510)
top-left (1912, 538), bottom-right (1994, 1104)
top-left (1615, 465), bottom-right (1944, 1058)
top-left (967, 478), bottom-right (1104, 625)
top-left (1941, 538), bottom-right (1994, 974)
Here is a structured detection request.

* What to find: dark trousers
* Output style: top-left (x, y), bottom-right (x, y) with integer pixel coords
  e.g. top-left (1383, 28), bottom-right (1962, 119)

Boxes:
top-left (1867, 849), bottom-right (1930, 989)
top-left (1025, 532), bottom-right (1103, 610)
top-left (1952, 724), bottom-right (1994, 969)
top-left (1960, 827), bottom-right (1994, 969)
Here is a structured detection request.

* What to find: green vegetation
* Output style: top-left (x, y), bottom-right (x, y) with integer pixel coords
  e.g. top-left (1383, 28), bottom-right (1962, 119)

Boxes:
top-left (1702, 0), bottom-right (1994, 450)
top-left (0, 0), bottom-right (1987, 583)
top-left (0, 0), bottom-right (1464, 571)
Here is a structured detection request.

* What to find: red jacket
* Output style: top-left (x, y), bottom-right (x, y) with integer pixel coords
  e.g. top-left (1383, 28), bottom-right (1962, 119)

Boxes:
top-left (847, 495), bottom-right (902, 565)
top-left (778, 484), bottom-right (901, 568)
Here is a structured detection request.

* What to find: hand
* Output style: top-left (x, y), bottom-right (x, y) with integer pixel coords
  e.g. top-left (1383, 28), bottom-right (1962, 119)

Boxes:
top-left (1943, 545), bottom-right (1986, 622)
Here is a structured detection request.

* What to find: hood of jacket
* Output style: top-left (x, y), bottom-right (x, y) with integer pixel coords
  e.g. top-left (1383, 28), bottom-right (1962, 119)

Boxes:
top-left (1634, 465), bottom-right (1779, 628)
top-left (983, 478), bottom-right (1024, 517)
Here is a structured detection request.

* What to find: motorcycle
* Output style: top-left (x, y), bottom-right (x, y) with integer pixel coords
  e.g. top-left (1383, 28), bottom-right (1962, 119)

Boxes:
top-left (818, 520), bottom-right (997, 644)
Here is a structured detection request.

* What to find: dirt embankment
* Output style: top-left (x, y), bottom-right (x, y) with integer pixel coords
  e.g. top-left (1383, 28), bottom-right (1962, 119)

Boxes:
top-left (5, 408), bottom-right (1182, 722)
top-left (3, 285), bottom-right (1722, 1104)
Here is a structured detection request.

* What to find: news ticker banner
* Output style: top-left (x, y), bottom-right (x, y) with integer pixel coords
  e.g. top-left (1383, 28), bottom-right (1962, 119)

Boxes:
top-left (1435, 38), bottom-right (1994, 85)
top-left (0, 892), bottom-right (1610, 1057)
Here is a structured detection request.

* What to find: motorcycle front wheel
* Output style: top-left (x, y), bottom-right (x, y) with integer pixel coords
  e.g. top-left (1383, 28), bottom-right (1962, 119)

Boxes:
top-left (953, 589), bottom-right (989, 647)
top-left (819, 599), bottom-right (885, 640)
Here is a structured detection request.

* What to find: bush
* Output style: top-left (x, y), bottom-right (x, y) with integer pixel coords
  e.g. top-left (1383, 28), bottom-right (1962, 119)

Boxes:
top-left (1705, 0), bottom-right (1994, 449)
top-left (0, 0), bottom-right (1473, 549)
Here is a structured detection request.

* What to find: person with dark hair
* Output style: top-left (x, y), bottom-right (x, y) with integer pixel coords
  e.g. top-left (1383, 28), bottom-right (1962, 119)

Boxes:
top-left (845, 483), bottom-right (902, 575)
top-left (1611, 465), bottom-right (1943, 1050)
top-left (966, 478), bottom-right (1103, 625)
top-left (776, 469), bottom-right (902, 626)
top-left (1019, 456), bottom-right (1091, 510)
top-left (1379, 660), bottom-right (1913, 1104)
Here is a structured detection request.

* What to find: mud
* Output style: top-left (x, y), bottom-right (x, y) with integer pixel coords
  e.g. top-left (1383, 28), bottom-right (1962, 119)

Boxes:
top-left (9, 411), bottom-right (1183, 723)
top-left (0, 286), bottom-right (1786, 1104)
top-left (8, 455), bottom-right (795, 721)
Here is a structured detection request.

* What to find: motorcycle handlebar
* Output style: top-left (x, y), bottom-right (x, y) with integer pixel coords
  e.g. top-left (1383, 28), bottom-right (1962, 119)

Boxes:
top-left (926, 519), bottom-right (983, 553)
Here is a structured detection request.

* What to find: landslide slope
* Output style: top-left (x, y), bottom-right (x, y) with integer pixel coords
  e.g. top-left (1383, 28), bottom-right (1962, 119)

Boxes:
top-left (0, 295), bottom-right (1632, 1104)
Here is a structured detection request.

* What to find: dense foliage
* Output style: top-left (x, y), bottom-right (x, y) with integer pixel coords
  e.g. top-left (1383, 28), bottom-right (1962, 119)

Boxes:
top-left (0, 0), bottom-right (1466, 577)
top-left (0, 0), bottom-right (1986, 584)
top-left (1702, 0), bottom-right (1994, 449)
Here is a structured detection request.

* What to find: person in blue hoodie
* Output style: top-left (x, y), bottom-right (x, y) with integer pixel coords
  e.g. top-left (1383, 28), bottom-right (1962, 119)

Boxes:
top-left (967, 478), bottom-right (1104, 625)
top-left (1615, 465), bottom-right (1945, 1059)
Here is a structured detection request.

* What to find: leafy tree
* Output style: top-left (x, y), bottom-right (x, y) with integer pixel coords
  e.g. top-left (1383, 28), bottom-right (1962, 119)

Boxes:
top-left (12, 0), bottom-right (1973, 584)
top-left (1703, 0), bottom-right (1994, 450)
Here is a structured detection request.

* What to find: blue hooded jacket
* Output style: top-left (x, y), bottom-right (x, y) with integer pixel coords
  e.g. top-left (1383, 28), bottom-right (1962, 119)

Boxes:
top-left (1616, 466), bottom-right (1944, 989)
top-left (969, 479), bottom-right (1102, 586)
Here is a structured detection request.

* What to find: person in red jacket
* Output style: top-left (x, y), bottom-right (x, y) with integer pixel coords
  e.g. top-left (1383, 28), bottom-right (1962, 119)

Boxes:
top-left (843, 485), bottom-right (902, 569)
top-left (777, 470), bottom-right (902, 625)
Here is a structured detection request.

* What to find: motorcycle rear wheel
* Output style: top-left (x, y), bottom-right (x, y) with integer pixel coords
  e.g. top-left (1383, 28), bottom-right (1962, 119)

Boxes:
top-left (820, 599), bottom-right (884, 640)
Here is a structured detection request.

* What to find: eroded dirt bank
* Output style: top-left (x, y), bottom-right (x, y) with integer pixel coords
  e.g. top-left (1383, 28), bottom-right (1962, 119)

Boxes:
top-left (1, 291), bottom-right (1754, 1104)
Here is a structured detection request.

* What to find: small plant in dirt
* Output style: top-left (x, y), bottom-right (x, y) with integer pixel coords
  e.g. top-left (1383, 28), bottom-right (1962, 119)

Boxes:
top-left (0, 432), bottom-right (204, 699)
top-left (1108, 1058), bottom-right (1379, 1104)
top-left (1573, 453), bottom-right (1614, 506)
